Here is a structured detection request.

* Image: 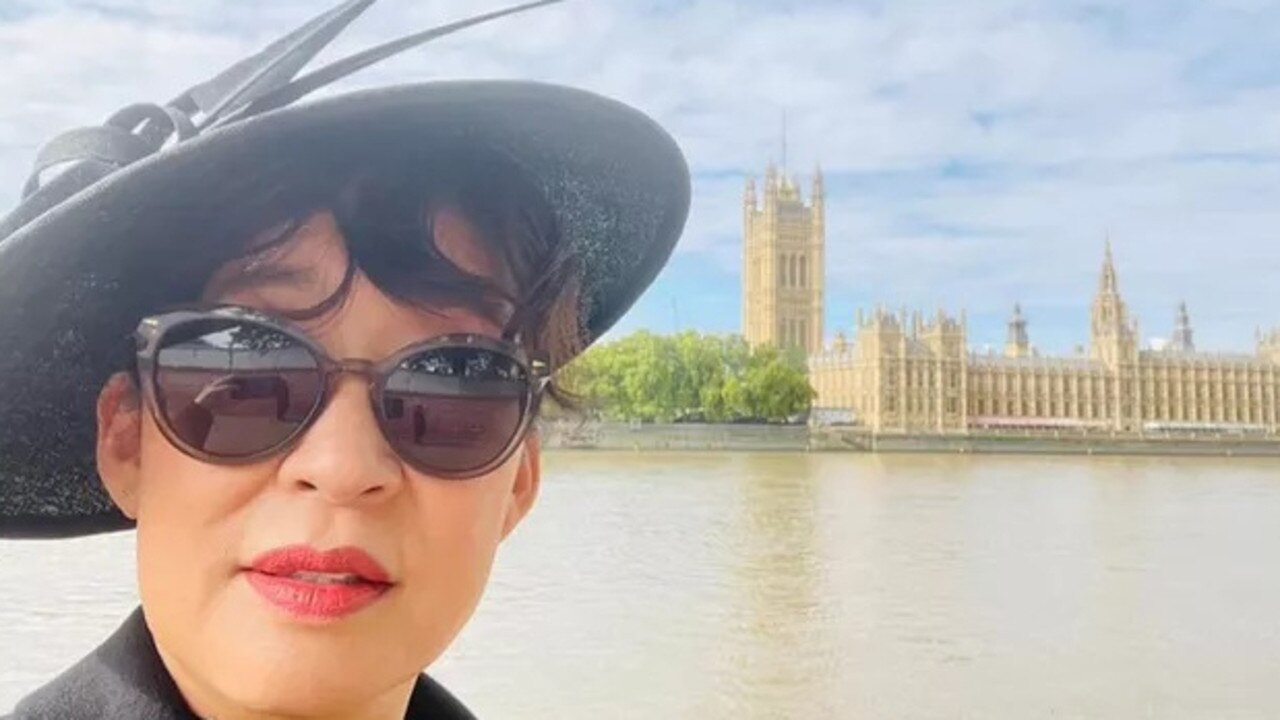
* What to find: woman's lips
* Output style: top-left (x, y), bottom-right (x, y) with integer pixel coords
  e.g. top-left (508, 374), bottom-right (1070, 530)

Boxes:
top-left (244, 545), bottom-right (394, 621)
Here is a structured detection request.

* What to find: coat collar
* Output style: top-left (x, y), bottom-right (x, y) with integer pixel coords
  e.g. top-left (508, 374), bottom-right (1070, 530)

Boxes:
top-left (8, 607), bottom-right (475, 719)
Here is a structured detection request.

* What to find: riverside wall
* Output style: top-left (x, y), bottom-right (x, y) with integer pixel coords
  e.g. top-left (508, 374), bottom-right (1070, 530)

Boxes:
top-left (537, 421), bottom-right (1280, 457)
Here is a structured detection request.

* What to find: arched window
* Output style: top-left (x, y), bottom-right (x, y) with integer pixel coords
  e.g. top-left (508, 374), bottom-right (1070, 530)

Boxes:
top-left (789, 255), bottom-right (798, 289)
top-left (799, 255), bottom-right (808, 288)
top-left (778, 260), bottom-right (786, 288)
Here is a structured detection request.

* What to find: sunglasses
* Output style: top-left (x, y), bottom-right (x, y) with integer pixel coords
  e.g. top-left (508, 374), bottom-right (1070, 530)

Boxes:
top-left (133, 306), bottom-right (551, 479)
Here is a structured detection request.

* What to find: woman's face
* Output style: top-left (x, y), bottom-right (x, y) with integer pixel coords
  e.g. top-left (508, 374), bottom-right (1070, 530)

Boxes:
top-left (95, 208), bottom-right (541, 719)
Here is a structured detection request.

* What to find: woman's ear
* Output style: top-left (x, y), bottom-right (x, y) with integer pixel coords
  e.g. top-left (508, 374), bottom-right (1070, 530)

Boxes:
top-left (96, 372), bottom-right (143, 519)
top-left (501, 432), bottom-right (542, 541)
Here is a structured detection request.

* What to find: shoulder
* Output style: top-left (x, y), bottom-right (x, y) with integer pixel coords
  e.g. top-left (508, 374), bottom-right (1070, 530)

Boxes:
top-left (7, 608), bottom-right (190, 719)
top-left (406, 674), bottom-right (477, 720)
top-left (5, 651), bottom-right (126, 720)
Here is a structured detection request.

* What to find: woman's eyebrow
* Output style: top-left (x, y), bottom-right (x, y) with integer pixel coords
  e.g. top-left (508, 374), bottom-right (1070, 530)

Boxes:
top-left (206, 264), bottom-right (321, 299)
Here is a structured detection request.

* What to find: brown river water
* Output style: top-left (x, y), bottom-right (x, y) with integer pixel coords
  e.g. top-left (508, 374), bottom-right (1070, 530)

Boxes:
top-left (2, 451), bottom-right (1278, 718)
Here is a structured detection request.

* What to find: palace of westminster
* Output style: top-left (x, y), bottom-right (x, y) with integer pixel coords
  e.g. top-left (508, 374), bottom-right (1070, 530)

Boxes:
top-left (742, 162), bottom-right (1280, 434)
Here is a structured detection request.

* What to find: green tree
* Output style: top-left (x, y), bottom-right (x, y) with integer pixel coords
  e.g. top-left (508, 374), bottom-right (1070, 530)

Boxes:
top-left (741, 344), bottom-right (815, 421)
top-left (563, 331), bottom-right (814, 423)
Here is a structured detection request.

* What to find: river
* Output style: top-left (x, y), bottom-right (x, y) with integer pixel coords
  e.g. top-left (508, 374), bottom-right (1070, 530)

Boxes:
top-left (2, 452), bottom-right (1278, 718)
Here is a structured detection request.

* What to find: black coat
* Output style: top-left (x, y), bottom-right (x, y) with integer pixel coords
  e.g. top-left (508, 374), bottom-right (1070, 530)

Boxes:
top-left (3, 607), bottom-right (476, 719)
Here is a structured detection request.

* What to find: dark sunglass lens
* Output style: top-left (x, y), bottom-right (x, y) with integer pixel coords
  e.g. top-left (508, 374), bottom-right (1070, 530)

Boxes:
top-left (154, 318), bottom-right (323, 458)
top-left (382, 346), bottom-right (529, 475)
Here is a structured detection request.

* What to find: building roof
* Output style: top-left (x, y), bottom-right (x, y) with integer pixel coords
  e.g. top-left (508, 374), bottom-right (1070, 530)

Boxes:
top-left (968, 354), bottom-right (1098, 370)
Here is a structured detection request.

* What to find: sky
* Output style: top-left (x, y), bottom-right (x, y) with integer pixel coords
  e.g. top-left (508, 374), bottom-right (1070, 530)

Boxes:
top-left (0, 0), bottom-right (1277, 353)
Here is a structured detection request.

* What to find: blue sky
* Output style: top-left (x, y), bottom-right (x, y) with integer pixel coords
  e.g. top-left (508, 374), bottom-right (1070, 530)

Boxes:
top-left (0, 0), bottom-right (1278, 353)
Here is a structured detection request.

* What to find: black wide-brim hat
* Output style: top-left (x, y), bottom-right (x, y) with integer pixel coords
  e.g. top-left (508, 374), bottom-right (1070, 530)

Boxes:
top-left (0, 0), bottom-right (690, 539)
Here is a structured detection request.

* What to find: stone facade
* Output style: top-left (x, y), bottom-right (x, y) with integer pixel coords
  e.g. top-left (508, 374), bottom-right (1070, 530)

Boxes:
top-left (742, 163), bottom-right (825, 354)
top-left (805, 244), bottom-right (1280, 434)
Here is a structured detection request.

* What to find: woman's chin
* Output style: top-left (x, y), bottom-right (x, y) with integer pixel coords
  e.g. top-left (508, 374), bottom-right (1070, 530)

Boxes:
top-left (189, 591), bottom-right (406, 707)
top-left (211, 643), bottom-right (398, 715)
top-left (148, 577), bottom-right (461, 715)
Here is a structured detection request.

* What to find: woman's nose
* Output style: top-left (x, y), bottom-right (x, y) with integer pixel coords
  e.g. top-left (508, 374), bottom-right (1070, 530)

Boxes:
top-left (274, 374), bottom-right (405, 506)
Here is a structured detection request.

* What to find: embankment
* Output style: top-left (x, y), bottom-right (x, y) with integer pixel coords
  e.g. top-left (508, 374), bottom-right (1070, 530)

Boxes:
top-left (538, 422), bottom-right (1280, 457)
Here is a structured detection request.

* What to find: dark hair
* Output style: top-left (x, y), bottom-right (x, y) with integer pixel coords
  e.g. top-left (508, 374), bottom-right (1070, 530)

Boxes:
top-left (144, 140), bottom-right (583, 411)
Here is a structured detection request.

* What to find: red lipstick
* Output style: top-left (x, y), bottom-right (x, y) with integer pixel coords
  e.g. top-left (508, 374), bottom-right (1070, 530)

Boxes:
top-left (244, 545), bottom-right (393, 621)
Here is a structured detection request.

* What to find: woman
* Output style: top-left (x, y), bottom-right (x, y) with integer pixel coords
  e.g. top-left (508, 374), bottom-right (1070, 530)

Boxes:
top-left (0, 2), bottom-right (689, 719)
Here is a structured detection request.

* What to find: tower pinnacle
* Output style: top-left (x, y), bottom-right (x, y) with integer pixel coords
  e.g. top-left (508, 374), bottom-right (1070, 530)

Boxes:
top-left (781, 108), bottom-right (788, 175)
top-left (1100, 237), bottom-right (1118, 295)
top-left (1090, 239), bottom-right (1136, 364)
top-left (1005, 303), bottom-right (1030, 358)
top-left (1170, 301), bottom-right (1195, 353)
